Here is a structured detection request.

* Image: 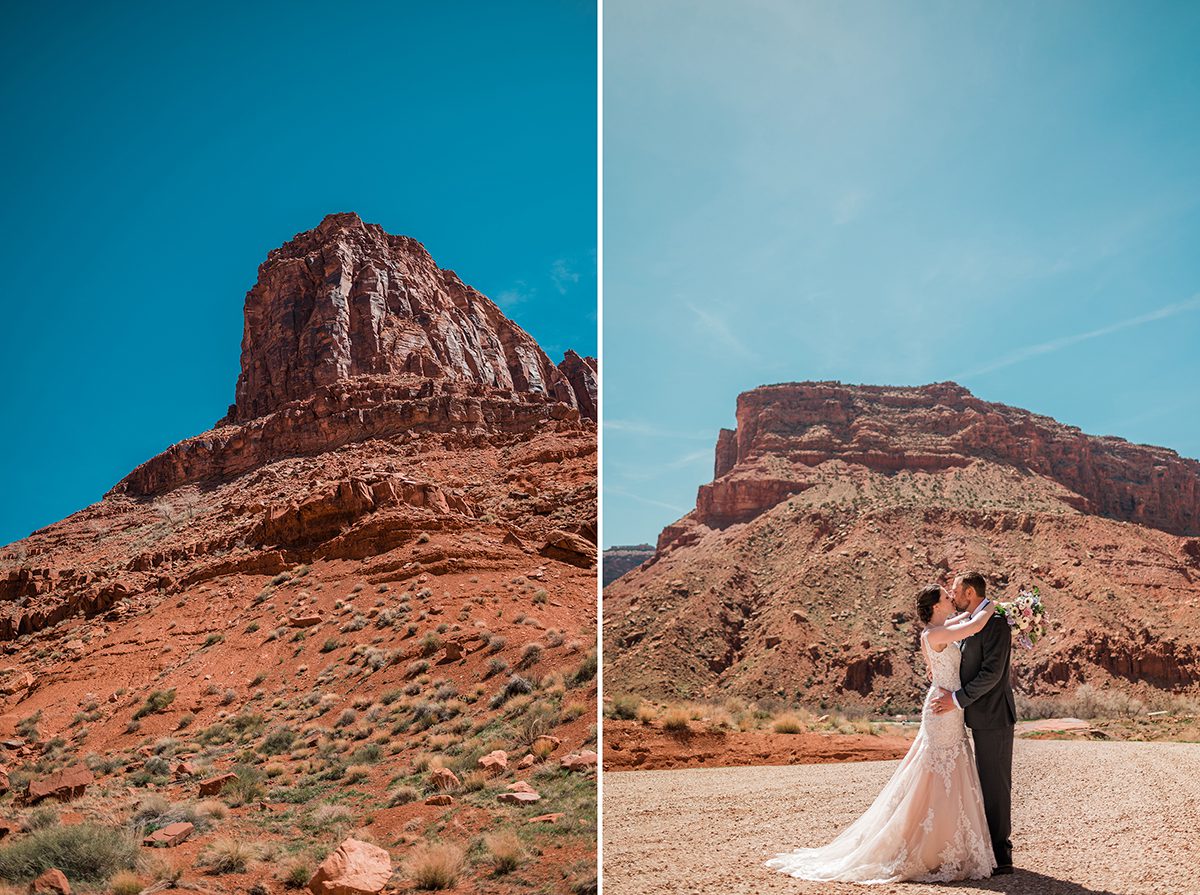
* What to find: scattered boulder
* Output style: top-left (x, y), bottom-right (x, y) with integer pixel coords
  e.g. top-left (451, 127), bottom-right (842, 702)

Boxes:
top-left (425, 794), bottom-right (454, 807)
top-left (528, 812), bottom-right (565, 824)
top-left (560, 750), bottom-right (598, 772)
top-left (198, 771), bottom-right (239, 796)
top-left (143, 821), bottom-right (194, 847)
top-left (429, 767), bottom-right (460, 791)
top-left (498, 790), bottom-right (541, 805)
top-left (288, 613), bottom-right (322, 628)
top-left (307, 836), bottom-right (392, 895)
top-left (517, 754), bottom-right (536, 770)
top-left (0, 670), bottom-right (34, 696)
top-left (478, 749), bottom-right (507, 776)
top-left (26, 766), bottom-right (94, 804)
top-left (29, 869), bottom-right (70, 894)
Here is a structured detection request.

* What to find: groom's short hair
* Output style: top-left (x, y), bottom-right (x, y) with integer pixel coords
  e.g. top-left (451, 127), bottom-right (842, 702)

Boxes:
top-left (960, 571), bottom-right (986, 600)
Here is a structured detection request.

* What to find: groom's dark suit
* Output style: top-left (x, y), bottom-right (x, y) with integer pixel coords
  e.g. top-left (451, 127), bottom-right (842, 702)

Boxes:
top-left (954, 611), bottom-right (1016, 870)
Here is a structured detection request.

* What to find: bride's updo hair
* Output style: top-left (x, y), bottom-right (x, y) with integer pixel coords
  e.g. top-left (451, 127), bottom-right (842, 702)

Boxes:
top-left (916, 584), bottom-right (942, 624)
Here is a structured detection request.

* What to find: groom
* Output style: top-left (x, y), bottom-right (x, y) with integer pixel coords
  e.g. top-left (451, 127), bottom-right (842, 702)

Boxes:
top-left (931, 571), bottom-right (1016, 876)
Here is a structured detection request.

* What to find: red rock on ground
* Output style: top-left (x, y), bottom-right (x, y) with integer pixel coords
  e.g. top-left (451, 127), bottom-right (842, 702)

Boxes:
top-left (142, 821), bottom-right (194, 847)
top-left (498, 790), bottom-right (541, 805)
top-left (561, 750), bottom-right (598, 771)
top-left (307, 836), bottom-right (392, 895)
top-left (429, 767), bottom-right (460, 790)
top-left (197, 772), bottom-right (239, 796)
top-left (479, 749), bottom-right (508, 776)
top-left (25, 766), bottom-right (93, 804)
top-left (30, 868), bottom-right (70, 894)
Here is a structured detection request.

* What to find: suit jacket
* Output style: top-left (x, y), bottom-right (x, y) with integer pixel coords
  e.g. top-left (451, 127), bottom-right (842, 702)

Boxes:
top-left (955, 613), bottom-right (1016, 729)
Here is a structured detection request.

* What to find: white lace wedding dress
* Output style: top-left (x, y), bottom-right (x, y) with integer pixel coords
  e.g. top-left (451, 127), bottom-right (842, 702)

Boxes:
top-left (765, 635), bottom-right (996, 883)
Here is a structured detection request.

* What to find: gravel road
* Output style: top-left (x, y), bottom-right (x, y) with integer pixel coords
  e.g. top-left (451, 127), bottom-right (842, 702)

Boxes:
top-left (602, 739), bottom-right (1200, 895)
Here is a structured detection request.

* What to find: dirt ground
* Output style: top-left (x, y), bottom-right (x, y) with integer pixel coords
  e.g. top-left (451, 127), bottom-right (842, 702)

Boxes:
top-left (601, 739), bottom-right (1200, 895)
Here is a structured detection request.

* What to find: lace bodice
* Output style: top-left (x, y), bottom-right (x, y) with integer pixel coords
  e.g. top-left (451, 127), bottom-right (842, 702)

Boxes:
top-left (922, 634), bottom-right (962, 692)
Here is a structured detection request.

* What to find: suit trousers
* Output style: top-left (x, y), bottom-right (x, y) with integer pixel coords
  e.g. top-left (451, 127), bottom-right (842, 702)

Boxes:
top-left (971, 725), bottom-right (1013, 868)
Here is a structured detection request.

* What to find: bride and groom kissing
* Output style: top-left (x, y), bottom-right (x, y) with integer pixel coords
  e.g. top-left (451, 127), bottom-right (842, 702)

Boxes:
top-left (766, 571), bottom-right (1016, 883)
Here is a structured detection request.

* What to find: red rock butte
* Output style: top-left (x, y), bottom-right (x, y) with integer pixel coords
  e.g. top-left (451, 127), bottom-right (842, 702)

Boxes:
top-left (0, 213), bottom-right (597, 892)
top-left (605, 381), bottom-right (1200, 708)
top-left (0, 212), bottom-right (597, 639)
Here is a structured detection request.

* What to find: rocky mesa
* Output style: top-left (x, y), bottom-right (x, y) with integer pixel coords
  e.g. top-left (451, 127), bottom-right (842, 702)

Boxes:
top-left (604, 381), bottom-right (1200, 712)
top-left (0, 213), bottom-right (597, 893)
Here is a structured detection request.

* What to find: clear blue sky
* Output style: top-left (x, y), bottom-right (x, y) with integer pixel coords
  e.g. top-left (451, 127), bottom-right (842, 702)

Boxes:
top-left (0, 1), bottom-right (596, 547)
top-left (604, 0), bottom-right (1200, 548)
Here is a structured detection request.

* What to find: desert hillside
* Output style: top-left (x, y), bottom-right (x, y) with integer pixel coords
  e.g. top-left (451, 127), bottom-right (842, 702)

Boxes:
top-left (0, 213), bottom-right (598, 894)
top-left (603, 382), bottom-right (1200, 712)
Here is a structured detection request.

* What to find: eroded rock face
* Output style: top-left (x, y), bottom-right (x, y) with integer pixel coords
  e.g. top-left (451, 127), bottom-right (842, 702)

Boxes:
top-left (229, 212), bottom-right (580, 423)
top-left (694, 382), bottom-right (1200, 536)
top-left (558, 350), bottom-right (598, 422)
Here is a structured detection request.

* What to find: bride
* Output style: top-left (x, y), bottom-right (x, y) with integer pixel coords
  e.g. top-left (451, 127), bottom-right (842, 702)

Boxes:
top-left (765, 584), bottom-right (997, 883)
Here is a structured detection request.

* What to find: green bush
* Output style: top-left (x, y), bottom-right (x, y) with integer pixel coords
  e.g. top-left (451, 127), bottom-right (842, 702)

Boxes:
top-left (0, 824), bottom-right (139, 883)
top-left (132, 689), bottom-right (176, 720)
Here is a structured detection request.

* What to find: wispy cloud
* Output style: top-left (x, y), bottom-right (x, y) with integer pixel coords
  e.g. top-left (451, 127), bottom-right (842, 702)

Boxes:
top-left (605, 486), bottom-right (689, 515)
top-left (604, 418), bottom-right (714, 440)
top-left (495, 281), bottom-right (533, 308)
top-left (956, 294), bottom-right (1200, 380)
top-left (833, 188), bottom-right (869, 226)
top-left (687, 302), bottom-right (758, 360)
top-left (550, 259), bottom-right (579, 294)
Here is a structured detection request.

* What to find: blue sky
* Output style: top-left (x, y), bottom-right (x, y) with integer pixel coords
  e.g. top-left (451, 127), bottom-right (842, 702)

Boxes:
top-left (0, 1), bottom-right (596, 547)
top-left (603, 0), bottom-right (1200, 547)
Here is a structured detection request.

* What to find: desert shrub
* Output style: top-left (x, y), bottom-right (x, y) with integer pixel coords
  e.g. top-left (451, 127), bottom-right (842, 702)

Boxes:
top-left (485, 829), bottom-right (525, 874)
top-left (303, 803), bottom-right (354, 833)
top-left (407, 841), bottom-right (465, 890)
top-left (606, 693), bottom-right (641, 720)
top-left (489, 675), bottom-right (534, 709)
top-left (199, 837), bottom-right (257, 873)
top-left (261, 726), bottom-right (297, 755)
top-left (109, 870), bottom-right (143, 894)
top-left (133, 689), bottom-right (176, 720)
top-left (280, 858), bottom-right (314, 888)
top-left (0, 823), bottom-right (139, 882)
top-left (387, 785), bottom-right (420, 806)
top-left (661, 706), bottom-right (690, 732)
top-left (773, 714), bottom-right (805, 734)
top-left (519, 642), bottom-right (544, 668)
top-left (222, 767), bottom-right (265, 807)
top-left (566, 647), bottom-right (595, 681)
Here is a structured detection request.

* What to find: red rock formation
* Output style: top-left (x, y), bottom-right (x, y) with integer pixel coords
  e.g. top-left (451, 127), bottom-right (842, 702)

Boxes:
top-left (227, 212), bottom-right (585, 423)
top-left (0, 216), bottom-right (597, 891)
top-left (696, 382), bottom-right (1199, 536)
top-left (604, 381), bottom-right (1200, 709)
top-left (558, 350), bottom-right (598, 422)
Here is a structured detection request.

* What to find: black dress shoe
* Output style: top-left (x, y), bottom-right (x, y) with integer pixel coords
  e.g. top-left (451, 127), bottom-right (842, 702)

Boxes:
top-left (992, 865), bottom-right (1014, 876)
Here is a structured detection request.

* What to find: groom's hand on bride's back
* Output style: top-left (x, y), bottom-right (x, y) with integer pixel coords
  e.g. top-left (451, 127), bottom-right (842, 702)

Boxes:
top-left (931, 688), bottom-right (957, 714)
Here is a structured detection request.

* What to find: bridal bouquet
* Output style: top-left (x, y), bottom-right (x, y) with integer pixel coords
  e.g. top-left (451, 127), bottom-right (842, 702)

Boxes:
top-left (994, 587), bottom-right (1046, 650)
